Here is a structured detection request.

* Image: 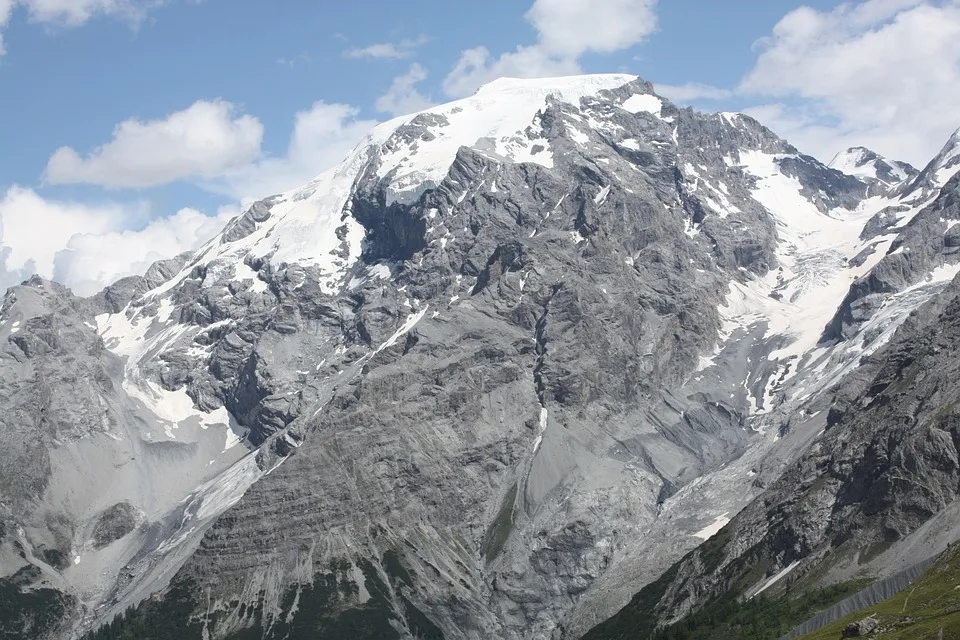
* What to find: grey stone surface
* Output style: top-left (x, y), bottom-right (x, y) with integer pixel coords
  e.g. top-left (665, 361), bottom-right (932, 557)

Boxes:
top-left (69, 79), bottom-right (877, 639)
top-left (592, 267), bottom-right (960, 636)
top-left (91, 503), bottom-right (139, 550)
top-left (842, 616), bottom-right (879, 637)
top-left (1, 75), bottom-right (956, 640)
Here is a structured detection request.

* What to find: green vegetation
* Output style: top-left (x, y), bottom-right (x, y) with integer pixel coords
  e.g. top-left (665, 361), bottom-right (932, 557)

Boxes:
top-left (80, 580), bottom-right (204, 640)
top-left (799, 543), bottom-right (960, 640)
top-left (481, 482), bottom-right (518, 564)
top-left (582, 547), bottom-right (867, 640)
top-left (650, 581), bottom-right (868, 640)
top-left (0, 573), bottom-right (73, 640)
top-left (80, 554), bottom-right (447, 640)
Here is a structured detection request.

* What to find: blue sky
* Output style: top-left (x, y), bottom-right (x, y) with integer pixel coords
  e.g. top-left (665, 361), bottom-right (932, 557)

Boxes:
top-left (1, 0), bottom-right (959, 294)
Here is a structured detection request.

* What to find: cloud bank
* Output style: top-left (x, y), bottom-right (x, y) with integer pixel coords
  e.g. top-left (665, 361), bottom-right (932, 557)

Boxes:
top-left (0, 186), bottom-right (236, 296)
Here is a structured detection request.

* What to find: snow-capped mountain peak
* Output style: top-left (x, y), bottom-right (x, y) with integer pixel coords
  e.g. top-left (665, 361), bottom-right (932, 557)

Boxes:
top-left (11, 72), bottom-right (960, 640)
top-left (137, 74), bottom-right (659, 299)
top-left (896, 126), bottom-right (960, 201)
top-left (371, 73), bottom-right (646, 203)
top-left (828, 145), bottom-right (917, 188)
top-left (930, 126), bottom-right (960, 185)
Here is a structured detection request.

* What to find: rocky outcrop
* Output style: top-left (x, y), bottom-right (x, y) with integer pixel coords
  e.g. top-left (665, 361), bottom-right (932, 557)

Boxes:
top-left (842, 616), bottom-right (879, 637)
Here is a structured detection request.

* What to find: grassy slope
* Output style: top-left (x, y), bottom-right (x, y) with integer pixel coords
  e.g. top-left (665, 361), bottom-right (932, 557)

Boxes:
top-left (647, 581), bottom-right (869, 640)
top-left (799, 543), bottom-right (960, 640)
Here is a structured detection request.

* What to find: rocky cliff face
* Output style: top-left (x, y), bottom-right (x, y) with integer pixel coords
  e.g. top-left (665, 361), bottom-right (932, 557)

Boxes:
top-left (585, 263), bottom-right (960, 638)
top-left (1, 74), bottom-right (958, 640)
top-left (583, 136), bottom-right (960, 639)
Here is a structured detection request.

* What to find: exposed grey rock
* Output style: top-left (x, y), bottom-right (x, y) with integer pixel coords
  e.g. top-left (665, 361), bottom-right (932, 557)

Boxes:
top-left (221, 197), bottom-right (280, 244)
top-left (3, 74), bottom-right (957, 640)
top-left (823, 172), bottom-right (960, 342)
top-left (842, 615), bottom-right (879, 637)
top-left (91, 503), bottom-right (139, 550)
top-left (896, 128), bottom-right (960, 201)
top-left (58, 77), bottom-right (887, 640)
top-left (588, 269), bottom-right (960, 637)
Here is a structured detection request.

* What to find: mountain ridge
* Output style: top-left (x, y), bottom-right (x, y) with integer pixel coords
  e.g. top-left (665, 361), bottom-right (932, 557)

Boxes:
top-left (1, 73), bottom-right (959, 640)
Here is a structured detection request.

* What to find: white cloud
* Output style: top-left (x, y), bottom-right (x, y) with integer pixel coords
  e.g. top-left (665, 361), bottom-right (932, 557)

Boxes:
top-left (0, 187), bottom-right (126, 291)
top-left (276, 52), bottom-right (311, 68)
top-left (442, 45), bottom-right (580, 99)
top-left (526, 0), bottom-right (658, 57)
top-left (209, 101), bottom-right (378, 200)
top-left (42, 96), bottom-right (378, 201)
top-left (54, 205), bottom-right (236, 296)
top-left (45, 100), bottom-right (264, 189)
top-left (0, 186), bottom-right (233, 296)
top-left (375, 63), bottom-right (434, 116)
top-left (655, 82), bottom-right (732, 103)
top-left (344, 35), bottom-right (428, 60)
top-left (737, 0), bottom-right (960, 165)
top-left (443, 0), bottom-right (656, 98)
top-left (0, 0), bottom-right (13, 54)
top-left (19, 0), bottom-right (160, 27)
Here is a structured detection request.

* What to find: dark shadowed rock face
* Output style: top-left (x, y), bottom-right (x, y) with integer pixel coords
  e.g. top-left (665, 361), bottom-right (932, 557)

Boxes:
top-left (91, 503), bottom-right (139, 550)
top-left (3, 75), bottom-right (958, 640)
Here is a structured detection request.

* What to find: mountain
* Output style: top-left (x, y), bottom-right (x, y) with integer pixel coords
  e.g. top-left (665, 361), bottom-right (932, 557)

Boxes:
top-left (1, 74), bottom-right (959, 640)
top-left (584, 252), bottom-right (960, 639)
top-left (828, 146), bottom-right (918, 191)
top-left (583, 131), bottom-right (960, 638)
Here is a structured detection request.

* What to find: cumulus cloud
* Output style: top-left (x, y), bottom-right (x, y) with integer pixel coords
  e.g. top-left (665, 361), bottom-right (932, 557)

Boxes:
top-left (54, 205), bottom-right (236, 296)
top-left (42, 95), bottom-right (379, 201)
top-left (526, 0), bottom-right (658, 57)
top-left (441, 45), bottom-right (580, 99)
top-left (209, 101), bottom-right (378, 200)
top-left (656, 82), bottom-right (733, 103)
top-left (45, 100), bottom-right (264, 189)
top-left (0, 186), bottom-right (234, 296)
top-left (343, 35), bottom-right (428, 60)
top-left (443, 0), bottom-right (657, 98)
top-left (737, 0), bottom-right (960, 165)
top-left (0, 187), bottom-right (126, 291)
top-left (375, 63), bottom-right (434, 116)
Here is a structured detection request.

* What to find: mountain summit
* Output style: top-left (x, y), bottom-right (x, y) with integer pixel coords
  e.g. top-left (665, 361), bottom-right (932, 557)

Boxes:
top-left (828, 145), bottom-right (918, 189)
top-left (2, 75), bottom-right (960, 640)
